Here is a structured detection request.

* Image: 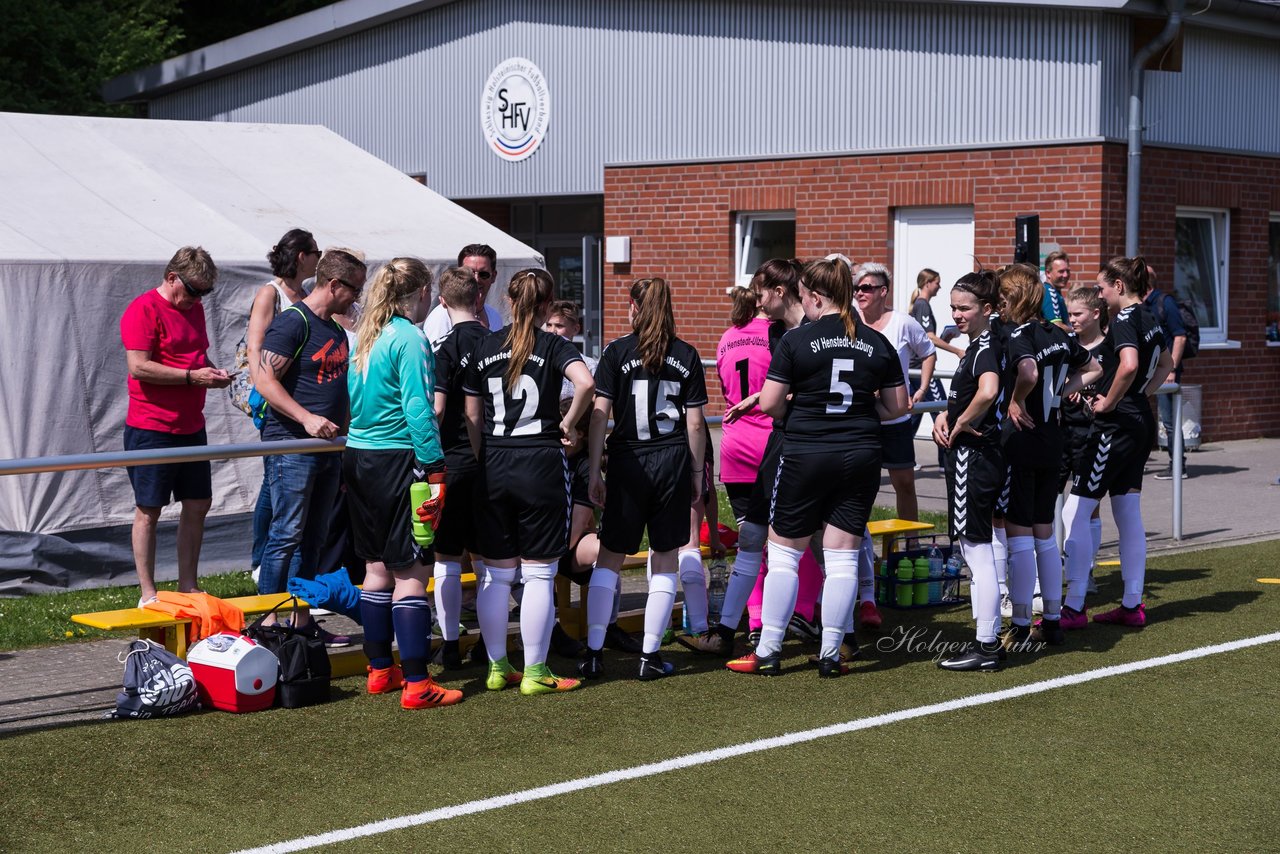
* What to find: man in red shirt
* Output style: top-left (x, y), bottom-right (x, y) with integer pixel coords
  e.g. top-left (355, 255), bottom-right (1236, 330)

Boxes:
top-left (119, 247), bottom-right (231, 605)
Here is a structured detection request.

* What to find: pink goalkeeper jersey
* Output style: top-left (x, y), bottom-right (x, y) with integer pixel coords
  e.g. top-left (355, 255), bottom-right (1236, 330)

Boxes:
top-left (716, 317), bottom-right (774, 483)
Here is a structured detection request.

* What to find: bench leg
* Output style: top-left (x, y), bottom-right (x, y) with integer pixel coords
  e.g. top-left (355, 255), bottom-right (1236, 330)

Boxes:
top-left (138, 625), bottom-right (185, 657)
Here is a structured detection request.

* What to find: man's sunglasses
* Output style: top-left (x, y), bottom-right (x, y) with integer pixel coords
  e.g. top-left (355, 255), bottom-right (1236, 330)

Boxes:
top-left (176, 273), bottom-right (214, 299)
top-left (473, 269), bottom-right (494, 282)
top-left (335, 278), bottom-right (363, 297)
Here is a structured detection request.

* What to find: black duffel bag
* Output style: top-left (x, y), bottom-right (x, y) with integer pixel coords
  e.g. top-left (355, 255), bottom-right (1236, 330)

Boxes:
top-left (243, 597), bottom-right (332, 708)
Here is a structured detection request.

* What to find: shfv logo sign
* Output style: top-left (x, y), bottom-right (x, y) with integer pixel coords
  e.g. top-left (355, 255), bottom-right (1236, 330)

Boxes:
top-left (481, 57), bottom-right (550, 162)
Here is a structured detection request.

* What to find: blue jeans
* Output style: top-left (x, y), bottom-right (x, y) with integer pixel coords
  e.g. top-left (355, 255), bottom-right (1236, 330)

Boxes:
top-left (257, 452), bottom-right (343, 596)
top-left (1157, 391), bottom-right (1183, 462)
top-left (251, 468), bottom-right (272, 569)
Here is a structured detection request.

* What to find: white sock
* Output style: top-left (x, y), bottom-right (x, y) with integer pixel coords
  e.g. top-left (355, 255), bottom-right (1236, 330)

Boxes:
top-left (1035, 537), bottom-right (1062, 619)
top-left (757, 541), bottom-right (803, 657)
top-left (678, 548), bottom-right (708, 633)
top-left (1111, 493), bottom-right (1147, 608)
top-left (1090, 517), bottom-right (1103, 569)
top-left (857, 533), bottom-right (876, 604)
top-left (718, 521), bottom-right (765, 631)
top-left (585, 566), bottom-right (619, 650)
top-left (1007, 535), bottom-right (1036, 627)
top-left (992, 526), bottom-right (1009, 597)
top-left (961, 537), bottom-right (1000, 643)
top-left (477, 564), bottom-right (515, 663)
top-left (519, 560), bottom-right (557, 668)
top-left (820, 548), bottom-right (858, 660)
top-left (1062, 494), bottom-right (1100, 611)
top-left (432, 560), bottom-right (463, 641)
top-left (643, 572), bottom-right (678, 654)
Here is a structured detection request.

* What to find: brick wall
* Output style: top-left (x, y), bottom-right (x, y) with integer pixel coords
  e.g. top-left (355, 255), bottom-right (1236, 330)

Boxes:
top-left (603, 143), bottom-right (1280, 441)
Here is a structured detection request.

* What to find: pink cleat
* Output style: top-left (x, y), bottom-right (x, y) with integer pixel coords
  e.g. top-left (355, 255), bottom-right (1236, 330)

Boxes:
top-left (1059, 606), bottom-right (1089, 630)
top-left (1093, 603), bottom-right (1146, 628)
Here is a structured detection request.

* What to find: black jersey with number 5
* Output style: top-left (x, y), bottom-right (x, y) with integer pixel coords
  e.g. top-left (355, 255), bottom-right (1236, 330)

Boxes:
top-left (1003, 320), bottom-right (1093, 461)
top-left (766, 314), bottom-right (904, 454)
top-left (462, 326), bottom-right (584, 448)
top-left (947, 328), bottom-right (1005, 448)
top-left (1096, 303), bottom-right (1165, 428)
top-left (595, 334), bottom-right (708, 450)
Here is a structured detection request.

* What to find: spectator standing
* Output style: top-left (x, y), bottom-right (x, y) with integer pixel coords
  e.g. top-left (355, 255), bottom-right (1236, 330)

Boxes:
top-left (423, 243), bottom-right (503, 344)
top-left (1041, 251), bottom-right (1072, 329)
top-left (1144, 266), bottom-right (1188, 480)
top-left (119, 247), bottom-right (231, 606)
top-left (908, 268), bottom-right (963, 455)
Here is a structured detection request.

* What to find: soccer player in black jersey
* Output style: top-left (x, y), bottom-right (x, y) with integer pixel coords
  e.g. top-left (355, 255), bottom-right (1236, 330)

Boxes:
top-left (1061, 257), bottom-right (1172, 630)
top-left (463, 269), bottom-right (595, 696)
top-left (727, 258), bottom-right (908, 677)
top-left (996, 265), bottom-right (1101, 649)
top-left (933, 271), bottom-right (1009, 671)
top-left (429, 267), bottom-right (491, 669)
top-left (580, 277), bottom-right (708, 681)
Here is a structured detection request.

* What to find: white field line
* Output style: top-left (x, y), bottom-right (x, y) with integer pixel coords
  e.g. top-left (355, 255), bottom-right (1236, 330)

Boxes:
top-left (233, 631), bottom-right (1280, 854)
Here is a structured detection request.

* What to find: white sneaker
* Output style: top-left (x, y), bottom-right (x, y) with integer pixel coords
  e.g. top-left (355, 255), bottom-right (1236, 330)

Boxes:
top-left (1000, 593), bottom-right (1013, 618)
top-left (1032, 594), bottom-right (1044, 615)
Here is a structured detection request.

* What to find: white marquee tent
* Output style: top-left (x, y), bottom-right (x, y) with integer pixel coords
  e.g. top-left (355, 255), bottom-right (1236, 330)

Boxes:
top-left (0, 112), bottom-right (541, 592)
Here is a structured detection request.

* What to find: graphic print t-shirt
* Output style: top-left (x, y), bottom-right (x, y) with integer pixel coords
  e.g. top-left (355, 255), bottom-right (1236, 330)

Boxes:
top-left (946, 327), bottom-right (1005, 449)
top-left (1094, 304), bottom-right (1165, 428)
top-left (766, 314), bottom-right (904, 454)
top-left (261, 302), bottom-right (349, 441)
top-left (463, 326), bottom-right (584, 447)
top-left (716, 317), bottom-right (773, 482)
top-left (1002, 320), bottom-right (1093, 461)
top-left (595, 334), bottom-right (708, 451)
top-left (434, 320), bottom-right (491, 453)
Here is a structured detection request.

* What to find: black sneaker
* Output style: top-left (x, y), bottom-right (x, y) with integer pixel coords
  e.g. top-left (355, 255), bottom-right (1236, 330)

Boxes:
top-left (638, 652), bottom-right (675, 681)
top-left (550, 622), bottom-right (585, 659)
top-left (746, 629), bottom-right (762, 651)
top-left (577, 648), bottom-right (605, 680)
top-left (816, 655), bottom-right (849, 678)
top-left (468, 634), bottom-right (488, 665)
top-left (787, 612), bottom-right (820, 643)
top-left (938, 641), bottom-right (1004, 672)
top-left (603, 622), bottom-right (642, 654)
top-left (440, 639), bottom-right (463, 671)
top-left (1030, 617), bottom-right (1066, 646)
top-left (1000, 624), bottom-right (1033, 653)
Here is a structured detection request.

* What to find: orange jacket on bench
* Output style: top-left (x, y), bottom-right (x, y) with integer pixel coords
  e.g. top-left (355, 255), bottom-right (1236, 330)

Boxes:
top-left (144, 592), bottom-right (246, 645)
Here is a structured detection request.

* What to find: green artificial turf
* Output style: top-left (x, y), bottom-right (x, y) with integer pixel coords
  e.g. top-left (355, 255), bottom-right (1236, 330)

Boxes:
top-left (3, 539), bottom-right (1278, 852)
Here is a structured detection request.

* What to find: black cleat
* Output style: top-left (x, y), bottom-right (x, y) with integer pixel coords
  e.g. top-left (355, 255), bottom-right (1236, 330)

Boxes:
top-left (577, 648), bottom-right (605, 680)
top-left (440, 639), bottom-right (463, 671)
top-left (550, 622), bottom-right (585, 659)
top-left (816, 655), bottom-right (849, 678)
top-left (603, 622), bottom-right (642, 654)
top-left (1030, 618), bottom-right (1066, 646)
top-left (1000, 624), bottom-right (1033, 653)
top-left (938, 641), bottom-right (1004, 672)
top-left (638, 652), bottom-right (675, 681)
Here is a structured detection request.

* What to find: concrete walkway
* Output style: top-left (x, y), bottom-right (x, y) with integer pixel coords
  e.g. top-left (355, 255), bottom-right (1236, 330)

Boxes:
top-left (2, 436), bottom-right (1276, 735)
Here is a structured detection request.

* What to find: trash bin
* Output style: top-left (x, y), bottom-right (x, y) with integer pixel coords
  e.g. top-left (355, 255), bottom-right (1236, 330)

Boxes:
top-left (1158, 384), bottom-right (1201, 451)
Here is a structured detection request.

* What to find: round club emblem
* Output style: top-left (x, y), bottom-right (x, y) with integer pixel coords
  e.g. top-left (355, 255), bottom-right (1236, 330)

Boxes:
top-left (481, 57), bottom-right (550, 162)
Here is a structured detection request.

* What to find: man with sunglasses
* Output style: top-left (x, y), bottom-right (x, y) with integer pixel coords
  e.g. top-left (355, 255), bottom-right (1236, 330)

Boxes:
top-left (422, 243), bottom-right (503, 345)
top-left (253, 247), bottom-right (367, 643)
top-left (120, 246), bottom-right (232, 605)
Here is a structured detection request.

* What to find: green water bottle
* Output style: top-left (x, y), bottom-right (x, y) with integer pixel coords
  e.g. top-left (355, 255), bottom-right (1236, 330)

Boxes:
top-left (913, 557), bottom-right (930, 605)
top-left (895, 558), bottom-right (914, 608)
top-left (409, 481), bottom-right (436, 547)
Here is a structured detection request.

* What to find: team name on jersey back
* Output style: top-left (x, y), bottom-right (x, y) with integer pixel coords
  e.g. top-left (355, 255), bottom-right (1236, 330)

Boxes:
top-left (463, 326), bottom-right (583, 447)
top-left (596, 334), bottom-right (707, 449)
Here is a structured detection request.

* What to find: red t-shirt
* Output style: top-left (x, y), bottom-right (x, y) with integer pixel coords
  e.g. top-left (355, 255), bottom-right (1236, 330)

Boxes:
top-left (119, 289), bottom-right (211, 434)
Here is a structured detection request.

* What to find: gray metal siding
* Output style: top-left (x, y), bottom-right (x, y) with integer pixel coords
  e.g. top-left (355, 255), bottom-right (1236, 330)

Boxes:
top-left (150, 0), bottom-right (1117, 198)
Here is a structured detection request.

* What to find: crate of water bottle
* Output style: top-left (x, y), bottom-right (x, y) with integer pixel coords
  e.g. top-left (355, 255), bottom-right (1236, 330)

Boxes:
top-left (876, 535), bottom-right (967, 609)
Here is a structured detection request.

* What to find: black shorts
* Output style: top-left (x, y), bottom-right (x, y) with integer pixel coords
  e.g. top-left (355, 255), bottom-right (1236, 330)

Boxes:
top-left (725, 482), bottom-right (753, 524)
top-left (946, 442), bottom-right (1005, 543)
top-left (599, 444), bottom-right (692, 556)
top-left (1059, 424), bottom-right (1092, 492)
top-left (1004, 463), bottom-right (1060, 527)
top-left (124, 426), bottom-right (212, 508)
top-left (993, 462), bottom-right (1012, 519)
top-left (433, 448), bottom-right (481, 557)
top-left (1071, 416), bottom-right (1154, 500)
top-left (880, 420), bottom-right (917, 470)
top-left (769, 447), bottom-right (881, 539)
top-left (343, 447), bottom-right (425, 570)
top-left (744, 429), bottom-right (784, 526)
top-left (568, 450), bottom-right (592, 508)
top-left (476, 445), bottom-right (571, 561)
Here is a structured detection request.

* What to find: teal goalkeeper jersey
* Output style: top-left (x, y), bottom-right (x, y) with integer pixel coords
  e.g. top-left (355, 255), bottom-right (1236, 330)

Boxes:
top-left (347, 315), bottom-right (443, 465)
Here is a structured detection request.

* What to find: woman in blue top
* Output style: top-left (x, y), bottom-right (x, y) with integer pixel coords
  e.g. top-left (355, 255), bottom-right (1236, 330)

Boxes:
top-left (345, 257), bottom-right (461, 711)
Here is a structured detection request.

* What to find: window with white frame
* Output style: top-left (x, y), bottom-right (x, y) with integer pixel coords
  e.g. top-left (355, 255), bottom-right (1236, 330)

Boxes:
top-left (735, 212), bottom-right (796, 287)
top-left (1268, 214), bottom-right (1279, 342)
top-left (1174, 208), bottom-right (1230, 343)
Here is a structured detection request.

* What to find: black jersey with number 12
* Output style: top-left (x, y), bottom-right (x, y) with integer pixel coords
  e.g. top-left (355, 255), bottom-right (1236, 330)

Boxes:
top-left (462, 326), bottom-right (584, 447)
top-left (766, 314), bottom-right (904, 454)
top-left (594, 334), bottom-right (708, 450)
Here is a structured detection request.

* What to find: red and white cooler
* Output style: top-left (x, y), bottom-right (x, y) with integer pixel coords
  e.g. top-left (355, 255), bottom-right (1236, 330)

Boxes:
top-left (188, 633), bottom-right (278, 712)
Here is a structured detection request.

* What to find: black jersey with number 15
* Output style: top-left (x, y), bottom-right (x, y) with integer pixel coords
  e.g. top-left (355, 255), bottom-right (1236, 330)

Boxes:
top-left (462, 326), bottom-right (584, 448)
top-left (766, 314), bottom-right (904, 454)
top-left (595, 334), bottom-right (708, 450)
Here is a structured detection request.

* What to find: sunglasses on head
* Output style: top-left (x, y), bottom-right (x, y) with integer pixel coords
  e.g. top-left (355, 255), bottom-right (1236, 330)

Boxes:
top-left (176, 272), bottom-right (213, 299)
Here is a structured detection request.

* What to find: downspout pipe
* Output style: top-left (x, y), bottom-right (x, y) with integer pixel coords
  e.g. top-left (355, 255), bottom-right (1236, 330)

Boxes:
top-left (1126, 0), bottom-right (1184, 256)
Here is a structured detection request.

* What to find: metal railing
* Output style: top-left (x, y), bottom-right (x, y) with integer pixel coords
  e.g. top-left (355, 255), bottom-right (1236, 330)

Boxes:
top-left (0, 389), bottom-right (1185, 540)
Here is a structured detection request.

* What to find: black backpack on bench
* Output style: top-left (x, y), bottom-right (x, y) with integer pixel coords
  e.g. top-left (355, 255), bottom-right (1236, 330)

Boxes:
top-left (243, 597), bottom-right (332, 708)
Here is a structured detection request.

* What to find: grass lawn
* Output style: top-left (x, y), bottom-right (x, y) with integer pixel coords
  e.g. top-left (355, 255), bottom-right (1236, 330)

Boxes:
top-left (2, 538), bottom-right (1277, 852)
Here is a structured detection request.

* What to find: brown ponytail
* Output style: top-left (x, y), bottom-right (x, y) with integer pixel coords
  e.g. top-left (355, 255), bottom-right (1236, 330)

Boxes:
top-left (729, 284), bottom-right (758, 328)
top-left (803, 258), bottom-right (857, 340)
top-left (630, 277), bottom-right (676, 374)
top-left (997, 263), bottom-right (1044, 325)
top-left (1103, 256), bottom-right (1153, 298)
top-left (504, 268), bottom-right (555, 394)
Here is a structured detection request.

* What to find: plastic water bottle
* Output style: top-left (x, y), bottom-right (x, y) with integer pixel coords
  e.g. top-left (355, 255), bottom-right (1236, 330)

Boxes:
top-left (928, 544), bottom-right (944, 605)
top-left (944, 551), bottom-right (963, 601)
top-left (895, 558), bottom-right (914, 608)
top-left (707, 559), bottom-right (727, 625)
top-left (408, 481), bottom-right (436, 547)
